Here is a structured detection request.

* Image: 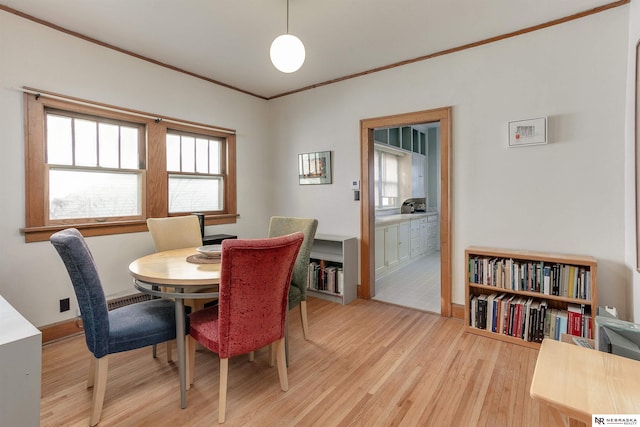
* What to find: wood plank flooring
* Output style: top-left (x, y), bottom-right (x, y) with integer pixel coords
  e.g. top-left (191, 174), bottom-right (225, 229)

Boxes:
top-left (40, 297), bottom-right (553, 426)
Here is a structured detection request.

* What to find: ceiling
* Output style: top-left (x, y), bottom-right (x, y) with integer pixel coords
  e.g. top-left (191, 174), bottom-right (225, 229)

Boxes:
top-left (1, 0), bottom-right (622, 99)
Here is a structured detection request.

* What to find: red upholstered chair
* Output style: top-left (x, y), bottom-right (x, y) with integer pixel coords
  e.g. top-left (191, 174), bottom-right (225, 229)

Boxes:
top-left (188, 232), bottom-right (304, 424)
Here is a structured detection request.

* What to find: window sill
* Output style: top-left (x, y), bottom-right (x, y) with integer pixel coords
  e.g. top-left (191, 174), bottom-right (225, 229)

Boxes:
top-left (21, 214), bottom-right (238, 242)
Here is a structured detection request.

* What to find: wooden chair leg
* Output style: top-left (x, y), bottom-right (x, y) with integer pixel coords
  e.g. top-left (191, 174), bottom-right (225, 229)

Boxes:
top-left (87, 355), bottom-right (96, 388)
top-left (166, 340), bottom-right (173, 363)
top-left (187, 335), bottom-right (196, 389)
top-left (275, 338), bottom-right (288, 391)
top-left (218, 358), bottom-right (229, 424)
top-left (90, 356), bottom-right (109, 427)
top-left (300, 301), bottom-right (309, 340)
top-left (269, 343), bottom-right (276, 367)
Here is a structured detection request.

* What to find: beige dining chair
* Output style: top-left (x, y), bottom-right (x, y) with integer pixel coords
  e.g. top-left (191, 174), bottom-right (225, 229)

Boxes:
top-left (147, 216), bottom-right (210, 377)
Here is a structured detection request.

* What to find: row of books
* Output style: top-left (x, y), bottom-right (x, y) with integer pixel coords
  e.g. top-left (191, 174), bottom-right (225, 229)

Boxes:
top-left (468, 256), bottom-right (592, 300)
top-left (308, 260), bottom-right (344, 294)
top-left (469, 293), bottom-right (593, 341)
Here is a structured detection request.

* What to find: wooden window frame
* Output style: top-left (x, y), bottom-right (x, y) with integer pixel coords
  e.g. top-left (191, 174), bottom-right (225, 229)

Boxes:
top-left (22, 92), bottom-right (237, 242)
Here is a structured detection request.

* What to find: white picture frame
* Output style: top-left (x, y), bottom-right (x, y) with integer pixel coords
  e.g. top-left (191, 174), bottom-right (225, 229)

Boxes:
top-left (298, 150), bottom-right (332, 185)
top-left (508, 116), bottom-right (547, 147)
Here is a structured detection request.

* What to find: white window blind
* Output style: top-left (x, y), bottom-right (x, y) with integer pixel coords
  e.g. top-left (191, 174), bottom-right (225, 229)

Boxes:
top-left (374, 148), bottom-right (400, 208)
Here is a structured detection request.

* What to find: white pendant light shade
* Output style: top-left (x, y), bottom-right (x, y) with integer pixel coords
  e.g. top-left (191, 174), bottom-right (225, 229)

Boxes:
top-left (270, 34), bottom-right (305, 73)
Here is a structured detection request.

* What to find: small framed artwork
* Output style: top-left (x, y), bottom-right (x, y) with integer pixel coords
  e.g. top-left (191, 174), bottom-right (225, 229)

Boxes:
top-left (508, 117), bottom-right (547, 147)
top-left (298, 151), bottom-right (332, 185)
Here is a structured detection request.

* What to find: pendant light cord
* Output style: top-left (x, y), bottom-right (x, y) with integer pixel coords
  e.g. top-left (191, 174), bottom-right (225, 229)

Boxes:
top-left (286, 0), bottom-right (290, 34)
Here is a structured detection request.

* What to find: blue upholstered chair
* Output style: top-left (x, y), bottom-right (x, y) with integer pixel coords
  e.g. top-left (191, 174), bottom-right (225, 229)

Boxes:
top-left (50, 228), bottom-right (178, 426)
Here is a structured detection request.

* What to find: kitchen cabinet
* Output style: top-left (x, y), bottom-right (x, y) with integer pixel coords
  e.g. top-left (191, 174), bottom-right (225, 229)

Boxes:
top-left (398, 221), bottom-right (410, 264)
top-left (385, 224), bottom-right (399, 268)
top-left (410, 217), bottom-right (428, 258)
top-left (375, 218), bottom-right (412, 276)
top-left (426, 214), bottom-right (439, 254)
top-left (375, 126), bottom-right (426, 155)
top-left (375, 226), bottom-right (386, 275)
top-left (411, 153), bottom-right (426, 198)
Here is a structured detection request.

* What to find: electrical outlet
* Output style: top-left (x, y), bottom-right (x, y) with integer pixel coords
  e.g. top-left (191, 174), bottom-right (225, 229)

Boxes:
top-left (59, 297), bottom-right (70, 312)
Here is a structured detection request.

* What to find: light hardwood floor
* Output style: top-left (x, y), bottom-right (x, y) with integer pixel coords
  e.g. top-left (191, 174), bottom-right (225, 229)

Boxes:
top-left (41, 297), bottom-right (552, 426)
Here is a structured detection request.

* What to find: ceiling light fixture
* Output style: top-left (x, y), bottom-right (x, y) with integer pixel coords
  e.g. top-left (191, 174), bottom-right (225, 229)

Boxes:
top-left (270, 0), bottom-right (305, 73)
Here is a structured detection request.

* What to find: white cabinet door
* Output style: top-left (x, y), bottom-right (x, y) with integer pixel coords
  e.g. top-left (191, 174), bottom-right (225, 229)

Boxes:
top-left (421, 219), bottom-right (429, 255)
top-left (426, 215), bottom-right (439, 253)
top-left (385, 224), bottom-right (399, 268)
top-left (411, 154), bottom-right (426, 198)
top-left (375, 226), bottom-right (386, 275)
top-left (398, 221), bottom-right (410, 263)
top-left (410, 218), bottom-right (423, 258)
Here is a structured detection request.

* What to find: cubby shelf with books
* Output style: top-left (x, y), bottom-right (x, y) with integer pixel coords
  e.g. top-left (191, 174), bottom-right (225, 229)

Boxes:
top-left (465, 246), bottom-right (598, 349)
top-left (307, 234), bottom-right (357, 305)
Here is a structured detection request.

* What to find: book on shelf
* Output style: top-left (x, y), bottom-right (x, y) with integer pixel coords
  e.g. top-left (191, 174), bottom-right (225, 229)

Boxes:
top-left (477, 294), bottom-right (488, 330)
top-left (337, 268), bottom-right (344, 294)
top-left (468, 292), bottom-right (593, 342)
top-left (567, 303), bottom-right (583, 337)
top-left (486, 293), bottom-right (497, 333)
top-left (307, 260), bottom-right (344, 295)
top-left (468, 256), bottom-right (592, 301)
top-left (542, 265), bottom-right (551, 295)
top-left (470, 295), bottom-right (477, 329)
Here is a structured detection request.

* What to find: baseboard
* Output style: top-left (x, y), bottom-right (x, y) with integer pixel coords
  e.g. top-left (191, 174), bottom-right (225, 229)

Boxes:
top-left (451, 303), bottom-right (465, 320)
top-left (40, 317), bottom-right (83, 343)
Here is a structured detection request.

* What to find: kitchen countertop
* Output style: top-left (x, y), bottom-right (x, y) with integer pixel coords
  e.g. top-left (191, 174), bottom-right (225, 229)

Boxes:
top-left (375, 212), bottom-right (437, 226)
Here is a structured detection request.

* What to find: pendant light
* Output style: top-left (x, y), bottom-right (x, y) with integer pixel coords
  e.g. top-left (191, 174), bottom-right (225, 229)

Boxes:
top-left (270, 0), bottom-right (305, 73)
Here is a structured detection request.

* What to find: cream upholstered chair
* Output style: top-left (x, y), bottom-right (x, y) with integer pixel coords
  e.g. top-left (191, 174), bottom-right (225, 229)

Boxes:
top-left (147, 216), bottom-right (203, 252)
top-left (268, 216), bottom-right (318, 344)
top-left (188, 232), bottom-right (303, 423)
top-left (147, 216), bottom-right (207, 375)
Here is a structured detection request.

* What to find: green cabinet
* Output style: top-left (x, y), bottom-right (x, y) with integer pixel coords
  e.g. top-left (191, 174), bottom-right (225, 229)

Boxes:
top-left (376, 126), bottom-right (426, 155)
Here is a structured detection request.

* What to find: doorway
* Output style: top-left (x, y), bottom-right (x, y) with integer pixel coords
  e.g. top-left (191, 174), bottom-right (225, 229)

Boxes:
top-left (359, 107), bottom-right (452, 317)
top-left (372, 122), bottom-right (440, 313)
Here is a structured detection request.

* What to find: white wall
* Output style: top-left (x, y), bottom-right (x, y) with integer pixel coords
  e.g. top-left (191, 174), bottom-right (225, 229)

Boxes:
top-left (0, 5), bottom-right (635, 328)
top-left (0, 11), bottom-right (272, 327)
top-left (269, 8), bottom-right (632, 318)
top-left (625, 0), bottom-right (640, 322)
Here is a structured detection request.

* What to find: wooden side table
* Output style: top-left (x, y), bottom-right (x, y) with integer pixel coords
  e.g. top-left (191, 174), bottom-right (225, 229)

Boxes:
top-left (530, 338), bottom-right (640, 426)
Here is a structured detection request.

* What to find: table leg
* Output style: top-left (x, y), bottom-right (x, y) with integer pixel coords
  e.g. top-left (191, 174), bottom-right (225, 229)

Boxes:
top-left (175, 296), bottom-right (187, 409)
top-left (547, 406), bottom-right (570, 427)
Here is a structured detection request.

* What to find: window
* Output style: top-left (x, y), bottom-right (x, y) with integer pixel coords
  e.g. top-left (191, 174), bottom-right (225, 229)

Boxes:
top-left (374, 148), bottom-right (399, 209)
top-left (23, 92), bottom-right (237, 242)
top-left (46, 110), bottom-right (145, 222)
top-left (166, 131), bottom-right (224, 213)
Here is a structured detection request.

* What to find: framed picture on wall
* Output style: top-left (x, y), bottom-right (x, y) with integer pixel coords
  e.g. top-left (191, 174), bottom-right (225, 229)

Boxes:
top-left (298, 151), bottom-right (332, 185)
top-left (508, 117), bottom-right (547, 147)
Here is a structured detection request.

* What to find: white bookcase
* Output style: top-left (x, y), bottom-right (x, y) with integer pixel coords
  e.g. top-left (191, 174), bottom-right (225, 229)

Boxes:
top-left (308, 234), bottom-right (358, 305)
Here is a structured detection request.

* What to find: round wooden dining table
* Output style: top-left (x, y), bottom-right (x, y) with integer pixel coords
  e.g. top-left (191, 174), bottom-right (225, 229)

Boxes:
top-left (128, 247), bottom-right (221, 409)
